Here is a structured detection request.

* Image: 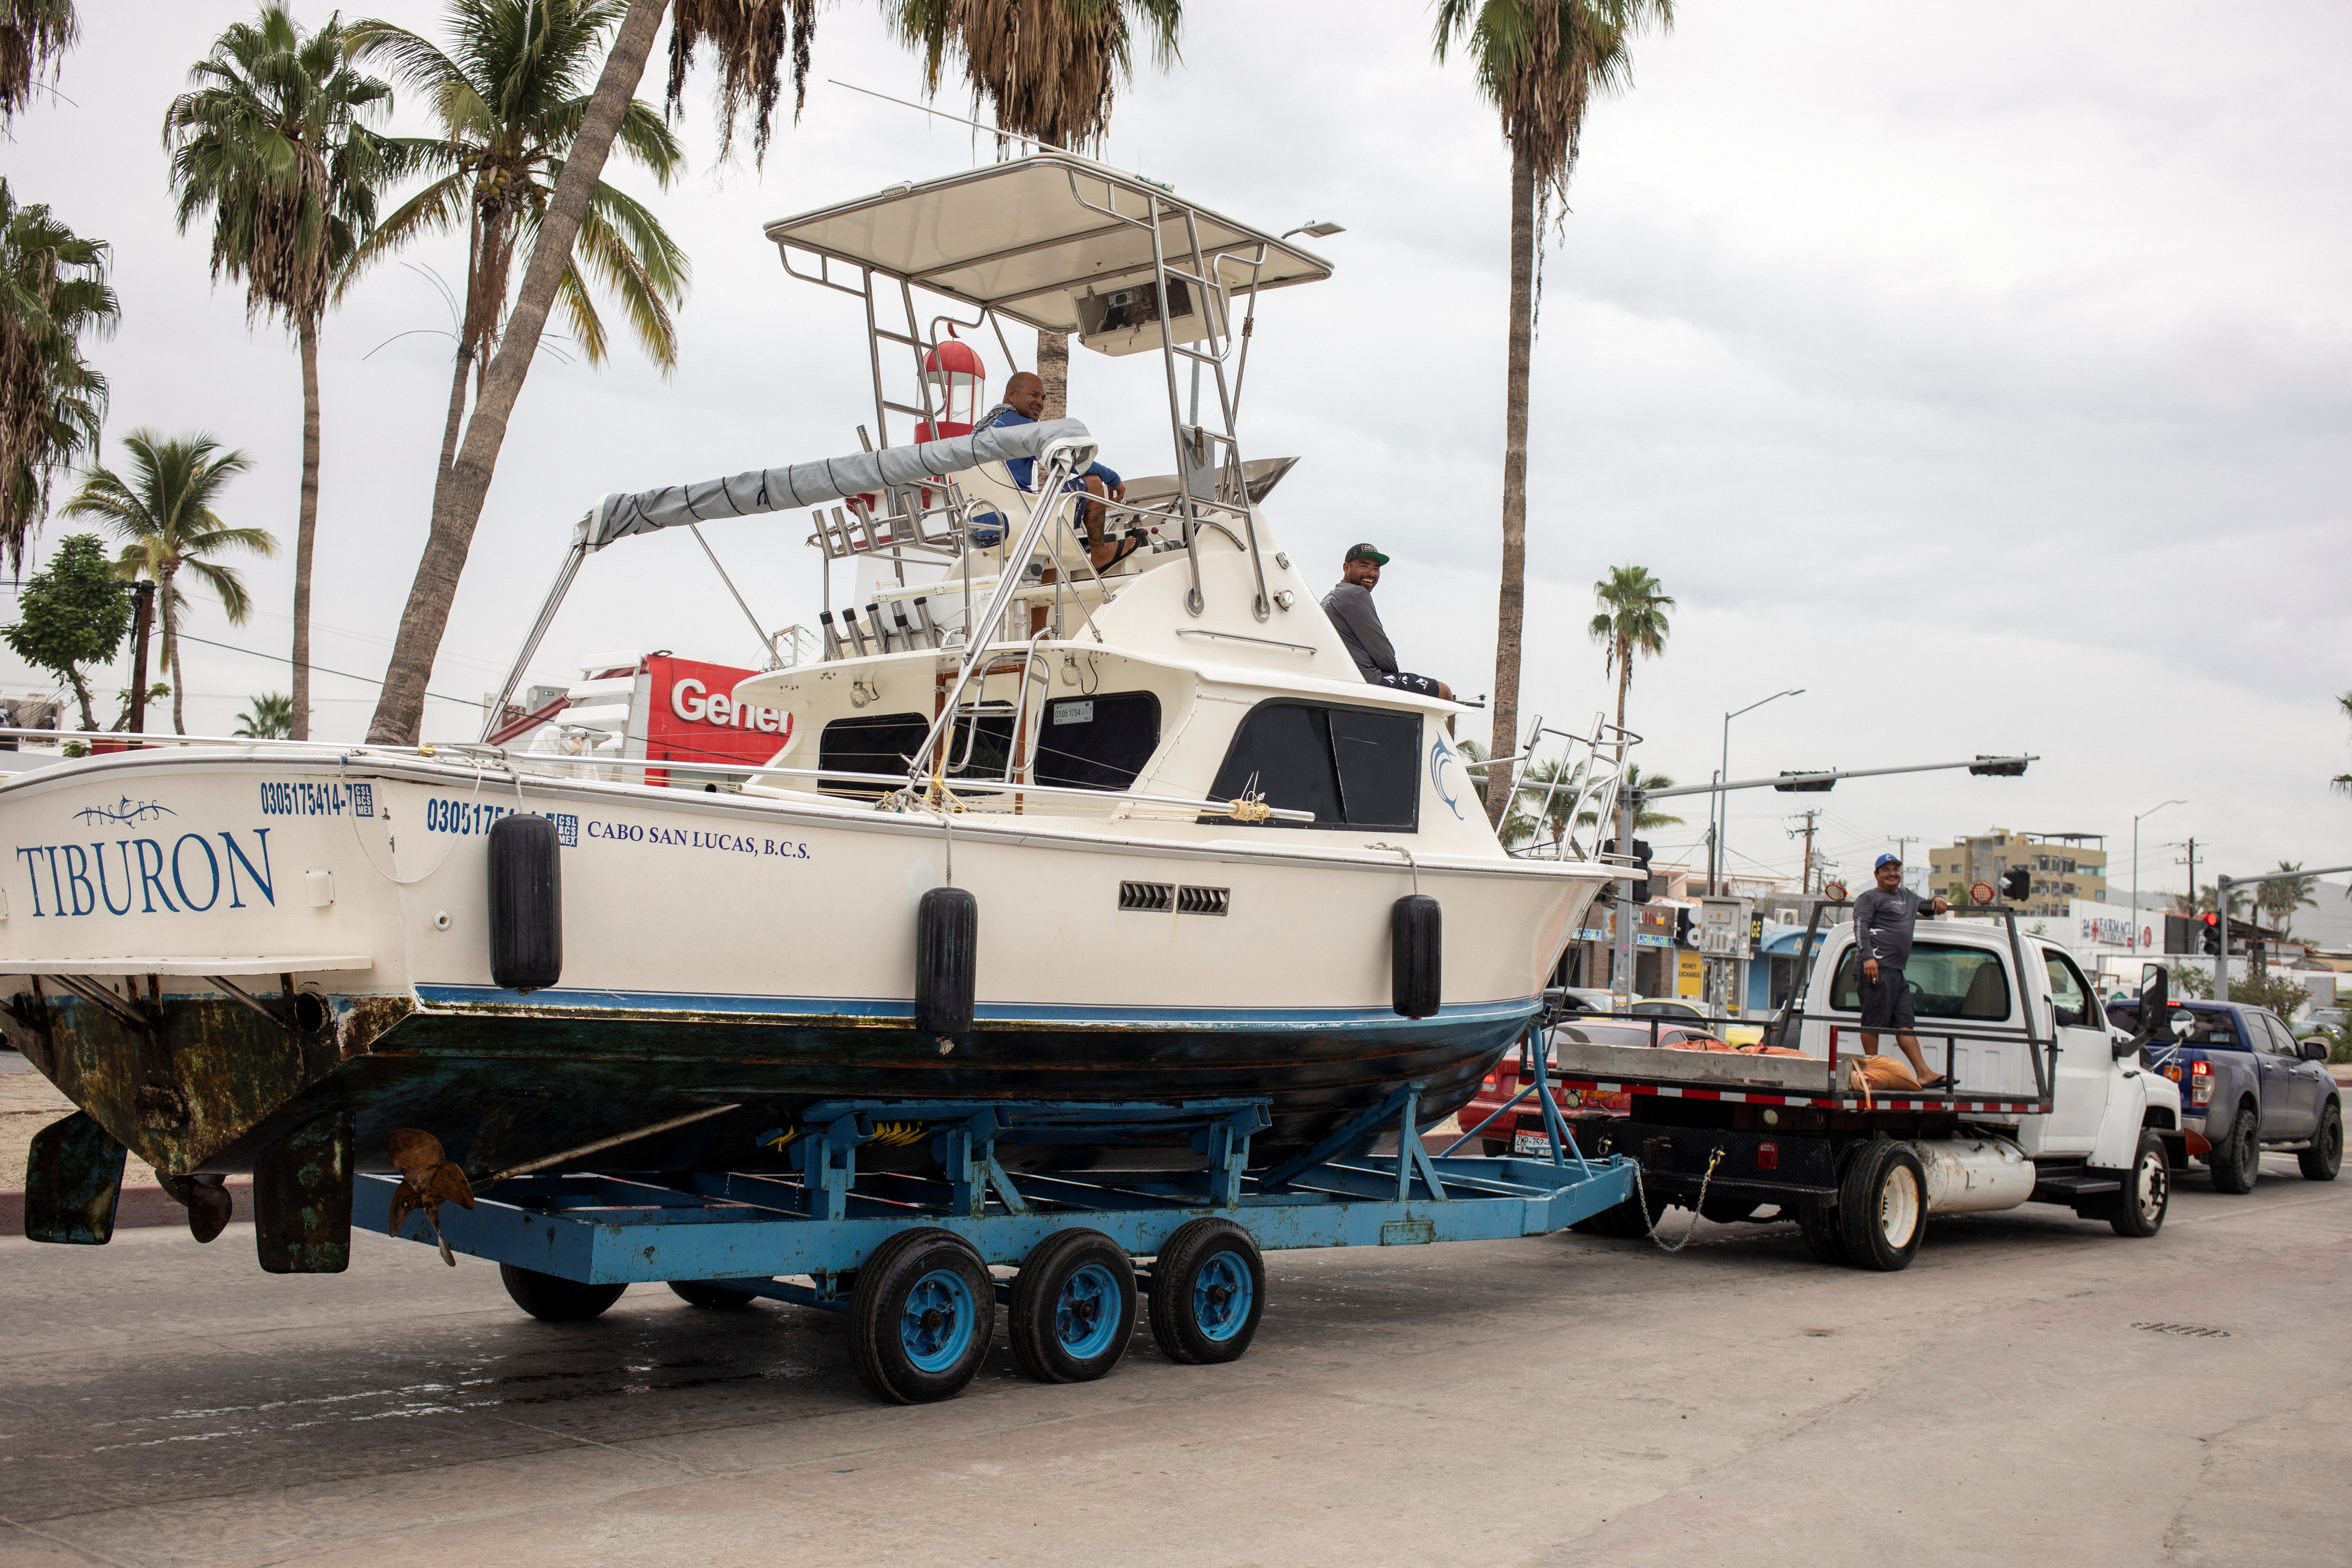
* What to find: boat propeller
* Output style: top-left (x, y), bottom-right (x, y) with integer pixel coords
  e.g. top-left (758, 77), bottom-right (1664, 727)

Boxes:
top-left (155, 1171), bottom-right (233, 1244)
top-left (385, 1129), bottom-right (477, 1266)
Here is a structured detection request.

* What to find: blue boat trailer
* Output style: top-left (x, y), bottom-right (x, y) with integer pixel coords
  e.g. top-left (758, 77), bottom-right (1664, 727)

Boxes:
top-left (356, 1061), bottom-right (1635, 1404)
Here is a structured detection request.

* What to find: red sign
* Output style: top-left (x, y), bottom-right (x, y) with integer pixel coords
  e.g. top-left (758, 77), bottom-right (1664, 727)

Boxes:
top-left (643, 654), bottom-right (795, 785)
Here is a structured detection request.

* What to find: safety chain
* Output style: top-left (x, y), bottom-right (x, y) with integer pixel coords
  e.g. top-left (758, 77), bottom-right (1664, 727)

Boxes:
top-left (1639, 1145), bottom-right (1727, 1255)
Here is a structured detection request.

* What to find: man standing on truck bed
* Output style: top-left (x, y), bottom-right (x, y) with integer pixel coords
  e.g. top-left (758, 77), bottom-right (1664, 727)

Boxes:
top-left (1854, 853), bottom-right (1953, 1089)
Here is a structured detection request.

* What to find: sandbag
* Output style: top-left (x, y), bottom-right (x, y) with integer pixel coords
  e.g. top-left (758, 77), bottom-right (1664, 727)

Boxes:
top-left (1846, 1054), bottom-right (1921, 1091)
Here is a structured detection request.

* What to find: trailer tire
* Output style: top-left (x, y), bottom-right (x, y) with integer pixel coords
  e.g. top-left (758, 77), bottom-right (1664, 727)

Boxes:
top-left (1008, 1229), bottom-right (1137, 1384)
top-left (1836, 1139), bottom-right (1925, 1272)
top-left (2209, 1105), bottom-right (2261, 1194)
top-left (848, 1228), bottom-right (995, 1404)
top-left (499, 1263), bottom-right (626, 1322)
top-left (2298, 1101), bottom-right (2342, 1182)
top-left (1797, 1200), bottom-right (1849, 1266)
top-left (1146, 1219), bottom-right (1264, 1365)
top-left (668, 1279), bottom-right (759, 1310)
top-left (2105, 1131), bottom-right (2171, 1238)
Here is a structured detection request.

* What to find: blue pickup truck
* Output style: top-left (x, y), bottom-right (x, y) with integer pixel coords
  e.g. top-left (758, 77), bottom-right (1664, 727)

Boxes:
top-left (2112, 999), bottom-right (2343, 1191)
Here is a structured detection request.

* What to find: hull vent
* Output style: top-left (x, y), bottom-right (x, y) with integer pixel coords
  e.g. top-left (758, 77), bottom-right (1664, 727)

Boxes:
top-left (1177, 885), bottom-right (1230, 916)
top-left (1119, 881), bottom-right (1174, 912)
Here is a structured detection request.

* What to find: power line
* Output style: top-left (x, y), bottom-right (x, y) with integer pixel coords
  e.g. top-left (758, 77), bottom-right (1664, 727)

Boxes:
top-left (172, 632), bottom-right (479, 706)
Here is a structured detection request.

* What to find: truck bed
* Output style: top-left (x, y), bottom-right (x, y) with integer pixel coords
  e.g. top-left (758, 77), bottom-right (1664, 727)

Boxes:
top-left (1547, 1036), bottom-right (2051, 1115)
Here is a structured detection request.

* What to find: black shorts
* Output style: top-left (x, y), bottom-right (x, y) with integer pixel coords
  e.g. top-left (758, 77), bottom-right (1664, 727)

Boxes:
top-left (1376, 671), bottom-right (1443, 698)
top-left (1857, 964), bottom-right (1914, 1031)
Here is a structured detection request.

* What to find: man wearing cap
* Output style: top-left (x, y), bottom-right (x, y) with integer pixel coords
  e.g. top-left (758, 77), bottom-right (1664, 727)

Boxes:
top-left (1851, 854), bottom-right (1953, 1089)
top-left (1322, 545), bottom-right (1452, 700)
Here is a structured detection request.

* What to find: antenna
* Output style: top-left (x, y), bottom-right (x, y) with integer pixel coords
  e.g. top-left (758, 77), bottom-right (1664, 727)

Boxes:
top-left (828, 80), bottom-right (1066, 155)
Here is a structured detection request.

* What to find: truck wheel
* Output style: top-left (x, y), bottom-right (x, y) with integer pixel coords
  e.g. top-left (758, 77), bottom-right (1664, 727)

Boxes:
top-left (2106, 1131), bottom-right (2171, 1238)
top-left (1836, 1140), bottom-right (1925, 1272)
top-left (499, 1263), bottom-right (626, 1322)
top-left (1798, 1201), bottom-right (1850, 1267)
top-left (2209, 1106), bottom-right (2261, 1194)
top-left (2299, 1101), bottom-right (2343, 1182)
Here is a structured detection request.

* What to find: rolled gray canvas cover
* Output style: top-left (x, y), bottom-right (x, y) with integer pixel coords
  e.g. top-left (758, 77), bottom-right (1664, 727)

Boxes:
top-left (588, 418), bottom-right (1094, 547)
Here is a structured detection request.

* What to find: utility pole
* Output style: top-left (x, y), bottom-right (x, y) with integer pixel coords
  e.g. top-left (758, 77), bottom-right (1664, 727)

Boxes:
top-left (1792, 810), bottom-right (1820, 895)
top-left (2183, 837), bottom-right (2196, 911)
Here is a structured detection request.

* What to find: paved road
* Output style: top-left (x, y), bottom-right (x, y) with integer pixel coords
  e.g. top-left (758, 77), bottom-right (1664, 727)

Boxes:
top-left (2, 1157), bottom-right (2345, 1568)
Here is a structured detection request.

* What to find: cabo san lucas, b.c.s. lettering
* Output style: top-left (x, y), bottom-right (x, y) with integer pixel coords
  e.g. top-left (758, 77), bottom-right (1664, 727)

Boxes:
top-left (583, 818), bottom-right (809, 858)
top-left (11, 829), bottom-right (275, 916)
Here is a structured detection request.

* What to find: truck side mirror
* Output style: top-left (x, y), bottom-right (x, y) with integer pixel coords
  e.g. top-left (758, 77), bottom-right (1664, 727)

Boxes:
top-left (2301, 1038), bottom-right (2331, 1063)
top-left (2122, 969), bottom-right (2172, 1057)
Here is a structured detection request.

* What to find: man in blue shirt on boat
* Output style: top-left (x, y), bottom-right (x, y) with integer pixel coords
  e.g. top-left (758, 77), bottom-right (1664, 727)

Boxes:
top-left (977, 371), bottom-right (1136, 570)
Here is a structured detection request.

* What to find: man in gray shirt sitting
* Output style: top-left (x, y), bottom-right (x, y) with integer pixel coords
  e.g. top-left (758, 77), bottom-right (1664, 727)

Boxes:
top-left (1321, 543), bottom-right (1453, 700)
top-left (1851, 852), bottom-right (1953, 1088)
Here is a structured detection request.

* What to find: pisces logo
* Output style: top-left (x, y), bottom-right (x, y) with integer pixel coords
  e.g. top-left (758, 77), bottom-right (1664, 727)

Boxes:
top-left (74, 797), bottom-right (177, 827)
top-left (1428, 738), bottom-right (1463, 820)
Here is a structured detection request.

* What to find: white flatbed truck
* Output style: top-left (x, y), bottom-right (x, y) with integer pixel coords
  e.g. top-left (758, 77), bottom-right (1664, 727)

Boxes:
top-left (1527, 906), bottom-right (2182, 1269)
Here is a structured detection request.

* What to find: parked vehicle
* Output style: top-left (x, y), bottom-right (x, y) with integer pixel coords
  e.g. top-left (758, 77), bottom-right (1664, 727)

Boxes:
top-left (1628, 999), bottom-right (1704, 1020)
top-left (1530, 909), bottom-right (2183, 1270)
top-left (2109, 998), bottom-right (2342, 1190)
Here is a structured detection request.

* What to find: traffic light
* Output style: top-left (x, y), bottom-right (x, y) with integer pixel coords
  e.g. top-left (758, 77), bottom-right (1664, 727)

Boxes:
top-left (1674, 907), bottom-right (1697, 947)
top-left (1772, 769), bottom-right (1835, 793)
top-left (2199, 912), bottom-right (2221, 955)
top-left (1998, 867), bottom-right (2031, 901)
top-left (1632, 838), bottom-right (1652, 904)
top-left (1968, 755), bottom-right (2030, 777)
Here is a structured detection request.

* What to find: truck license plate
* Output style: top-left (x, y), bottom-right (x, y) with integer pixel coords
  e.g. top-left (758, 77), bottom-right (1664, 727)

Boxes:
top-left (1512, 1131), bottom-right (1551, 1156)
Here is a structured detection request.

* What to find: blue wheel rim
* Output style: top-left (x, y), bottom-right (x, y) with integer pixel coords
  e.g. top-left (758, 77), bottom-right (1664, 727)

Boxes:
top-left (1052, 1261), bottom-right (1123, 1360)
top-left (900, 1266), bottom-right (976, 1373)
top-left (1192, 1249), bottom-right (1253, 1342)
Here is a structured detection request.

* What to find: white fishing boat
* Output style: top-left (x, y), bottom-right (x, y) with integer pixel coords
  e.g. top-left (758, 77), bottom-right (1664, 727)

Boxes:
top-left (0, 155), bottom-right (1623, 1249)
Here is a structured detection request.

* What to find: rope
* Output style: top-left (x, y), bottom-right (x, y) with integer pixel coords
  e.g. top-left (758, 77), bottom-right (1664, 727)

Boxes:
top-left (1227, 797), bottom-right (1273, 822)
top-left (1640, 1146), bottom-right (1726, 1254)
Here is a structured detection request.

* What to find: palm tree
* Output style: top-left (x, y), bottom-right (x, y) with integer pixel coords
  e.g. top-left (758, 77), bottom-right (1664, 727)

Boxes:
top-left (234, 690), bottom-right (296, 738)
top-left (0, 180), bottom-right (114, 570)
top-left (1513, 753), bottom-right (1583, 850)
top-left (2259, 861), bottom-right (2320, 940)
top-left (359, 0), bottom-right (733, 746)
top-left (664, 0), bottom-right (820, 164)
top-left (1575, 761), bottom-right (1681, 829)
top-left (165, 6), bottom-right (398, 743)
top-left (1434, 0), bottom-right (1672, 825)
top-left (1, 0), bottom-right (76, 125)
top-left (2333, 691), bottom-right (2351, 800)
top-left (1587, 562), bottom-right (1672, 750)
top-left (62, 432), bottom-right (276, 735)
top-left (888, 0), bottom-right (1184, 417)
top-left (2174, 883), bottom-right (2252, 919)
top-left (349, 0), bottom-right (689, 476)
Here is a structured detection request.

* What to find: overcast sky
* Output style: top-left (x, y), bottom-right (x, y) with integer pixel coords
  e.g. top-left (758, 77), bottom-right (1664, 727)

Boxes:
top-left (5, 0), bottom-right (2348, 899)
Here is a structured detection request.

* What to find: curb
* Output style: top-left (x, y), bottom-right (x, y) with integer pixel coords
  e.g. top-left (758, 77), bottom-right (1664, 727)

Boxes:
top-left (1, 1180), bottom-right (252, 1238)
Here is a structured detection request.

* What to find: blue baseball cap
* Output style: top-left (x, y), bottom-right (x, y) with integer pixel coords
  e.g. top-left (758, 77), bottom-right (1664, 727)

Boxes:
top-left (1875, 852), bottom-right (1902, 869)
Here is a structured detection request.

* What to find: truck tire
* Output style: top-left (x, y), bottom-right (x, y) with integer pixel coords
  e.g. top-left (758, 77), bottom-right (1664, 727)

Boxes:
top-left (1836, 1139), bottom-right (1926, 1272)
top-left (1798, 1200), bottom-right (1850, 1267)
top-left (2209, 1105), bottom-right (2261, 1194)
top-left (2299, 1101), bottom-right (2343, 1182)
top-left (1573, 1196), bottom-right (1654, 1239)
top-left (2105, 1130), bottom-right (2171, 1238)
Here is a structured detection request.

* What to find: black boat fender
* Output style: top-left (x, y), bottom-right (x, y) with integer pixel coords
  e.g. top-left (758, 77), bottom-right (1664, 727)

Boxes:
top-left (918, 886), bottom-right (978, 1035)
top-left (1392, 894), bottom-right (1441, 1018)
top-left (488, 813), bottom-right (563, 993)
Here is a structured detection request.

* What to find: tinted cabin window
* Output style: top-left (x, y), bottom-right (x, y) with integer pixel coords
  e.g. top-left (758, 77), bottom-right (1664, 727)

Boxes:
top-left (819, 709), bottom-right (1011, 793)
top-left (1035, 692), bottom-right (1160, 791)
top-left (1203, 700), bottom-right (1420, 830)
top-left (1831, 942), bottom-right (2012, 1021)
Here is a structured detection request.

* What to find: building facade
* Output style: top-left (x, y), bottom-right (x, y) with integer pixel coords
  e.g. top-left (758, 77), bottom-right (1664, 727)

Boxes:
top-left (1927, 828), bottom-right (2108, 917)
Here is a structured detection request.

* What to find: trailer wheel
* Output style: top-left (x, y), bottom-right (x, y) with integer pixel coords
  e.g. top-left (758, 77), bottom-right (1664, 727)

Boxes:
top-left (1836, 1140), bottom-right (1925, 1272)
top-left (847, 1228), bottom-right (995, 1404)
top-left (2105, 1131), bottom-right (2171, 1238)
top-left (1008, 1229), bottom-right (1137, 1384)
top-left (499, 1263), bottom-right (626, 1322)
top-left (1146, 1218), bottom-right (1265, 1365)
top-left (1797, 1201), bottom-right (1849, 1267)
top-left (1573, 1196), bottom-right (1654, 1238)
top-left (2209, 1106), bottom-right (2261, 1194)
top-left (668, 1279), bottom-right (759, 1310)
top-left (2298, 1101), bottom-right (2342, 1182)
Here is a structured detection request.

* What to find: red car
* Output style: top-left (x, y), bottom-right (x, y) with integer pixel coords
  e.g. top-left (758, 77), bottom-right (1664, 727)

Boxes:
top-left (1455, 1019), bottom-right (1730, 1157)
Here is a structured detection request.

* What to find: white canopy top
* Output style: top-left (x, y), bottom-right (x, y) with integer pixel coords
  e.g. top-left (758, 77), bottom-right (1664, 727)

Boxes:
top-left (763, 154), bottom-right (1334, 335)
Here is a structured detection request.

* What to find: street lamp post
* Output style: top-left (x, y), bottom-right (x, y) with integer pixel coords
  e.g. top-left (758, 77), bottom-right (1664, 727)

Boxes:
top-left (2131, 799), bottom-right (2184, 955)
top-left (1718, 689), bottom-right (1804, 895)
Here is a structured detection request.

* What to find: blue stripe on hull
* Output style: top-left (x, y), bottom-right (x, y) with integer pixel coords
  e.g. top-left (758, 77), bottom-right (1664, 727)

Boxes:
top-left (413, 983), bottom-right (1536, 1032)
